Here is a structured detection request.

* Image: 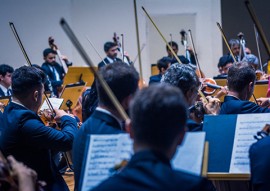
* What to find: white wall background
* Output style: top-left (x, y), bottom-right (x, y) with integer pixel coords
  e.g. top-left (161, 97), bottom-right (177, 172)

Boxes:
top-left (1, 0), bottom-right (222, 83)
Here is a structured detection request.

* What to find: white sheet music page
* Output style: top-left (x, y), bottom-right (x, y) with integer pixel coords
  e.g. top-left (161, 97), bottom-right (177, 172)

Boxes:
top-left (229, 113), bottom-right (270, 173)
top-left (81, 134), bottom-right (133, 191)
top-left (39, 98), bottom-right (63, 110)
top-left (171, 132), bottom-right (206, 175)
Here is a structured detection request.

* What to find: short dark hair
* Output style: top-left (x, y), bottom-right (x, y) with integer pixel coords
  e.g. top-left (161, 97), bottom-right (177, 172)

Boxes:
top-left (0, 64), bottom-right (14, 76)
top-left (227, 61), bottom-right (256, 91)
top-left (166, 41), bottom-right (178, 51)
top-left (162, 64), bottom-right (200, 96)
top-left (96, 62), bottom-right (139, 109)
top-left (104, 42), bottom-right (117, 52)
top-left (12, 66), bottom-right (46, 99)
top-left (218, 55), bottom-right (234, 68)
top-left (130, 84), bottom-right (187, 150)
top-left (157, 58), bottom-right (170, 72)
top-left (43, 48), bottom-right (57, 57)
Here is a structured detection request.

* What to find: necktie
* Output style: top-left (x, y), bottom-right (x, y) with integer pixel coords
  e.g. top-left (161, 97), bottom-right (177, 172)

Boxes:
top-left (7, 89), bottom-right (12, 96)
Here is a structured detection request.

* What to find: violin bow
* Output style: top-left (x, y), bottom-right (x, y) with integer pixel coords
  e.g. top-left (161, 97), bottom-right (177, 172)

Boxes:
top-left (9, 22), bottom-right (56, 116)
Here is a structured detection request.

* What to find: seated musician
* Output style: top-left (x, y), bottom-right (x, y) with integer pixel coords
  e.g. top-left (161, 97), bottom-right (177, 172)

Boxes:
top-left (149, 57), bottom-right (171, 85)
top-left (249, 124), bottom-right (270, 191)
top-left (220, 61), bottom-right (270, 114)
top-left (215, 55), bottom-right (234, 78)
top-left (92, 84), bottom-right (215, 191)
top-left (72, 62), bottom-right (139, 190)
top-left (0, 66), bottom-right (78, 191)
top-left (41, 48), bottom-right (72, 97)
top-left (161, 41), bottom-right (196, 67)
top-left (0, 64), bottom-right (14, 97)
top-left (162, 64), bottom-right (220, 131)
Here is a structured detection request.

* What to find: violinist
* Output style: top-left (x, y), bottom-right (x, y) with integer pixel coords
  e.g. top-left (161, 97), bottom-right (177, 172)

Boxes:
top-left (0, 64), bottom-right (14, 97)
top-left (0, 66), bottom-right (78, 191)
top-left (73, 62), bottom-right (139, 190)
top-left (41, 48), bottom-right (72, 97)
top-left (98, 42), bottom-right (124, 69)
top-left (149, 57), bottom-right (171, 85)
top-left (162, 64), bottom-right (220, 131)
top-left (229, 39), bottom-right (242, 61)
top-left (220, 61), bottom-right (270, 114)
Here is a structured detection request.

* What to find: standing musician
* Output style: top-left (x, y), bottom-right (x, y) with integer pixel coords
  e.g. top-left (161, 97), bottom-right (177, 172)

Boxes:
top-left (228, 39), bottom-right (241, 62)
top-left (220, 61), bottom-right (270, 114)
top-left (162, 64), bottom-right (220, 131)
top-left (0, 64), bottom-right (14, 97)
top-left (92, 84), bottom-right (215, 191)
top-left (98, 42), bottom-right (124, 69)
top-left (73, 62), bottom-right (139, 190)
top-left (41, 48), bottom-right (72, 97)
top-left (0, 66), bottom-right (78, 191)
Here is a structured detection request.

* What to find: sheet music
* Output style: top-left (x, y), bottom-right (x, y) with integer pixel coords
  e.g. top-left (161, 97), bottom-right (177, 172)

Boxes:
top-left (39, 98), bottom-right (63, 110)
top-left (229, 113), bottom-right (270, 173)
top-left (81, 134), bottom-right (133, 191)
top-left (172, 132), bottom-right (206, 175)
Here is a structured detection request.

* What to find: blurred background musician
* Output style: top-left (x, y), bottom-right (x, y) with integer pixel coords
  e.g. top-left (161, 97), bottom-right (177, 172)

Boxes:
top-left (0, 66), bottom-right (78, 191)
top-left (0, 64), bottom-right (14, 97)
top-left (149, 57), bottom-right (171, 85)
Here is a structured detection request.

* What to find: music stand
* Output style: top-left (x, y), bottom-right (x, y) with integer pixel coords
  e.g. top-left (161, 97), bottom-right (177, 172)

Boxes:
top-left (63, 66), bottom-right (97, 87)
top-left (59, 83), bottom-right (85, 111)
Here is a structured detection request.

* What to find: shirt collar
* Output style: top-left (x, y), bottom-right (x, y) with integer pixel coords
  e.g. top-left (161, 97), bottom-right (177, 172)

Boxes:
top-left (0, 84), bottom-right (9, 96)
top-left (96, 106), bottom-right (123, 129)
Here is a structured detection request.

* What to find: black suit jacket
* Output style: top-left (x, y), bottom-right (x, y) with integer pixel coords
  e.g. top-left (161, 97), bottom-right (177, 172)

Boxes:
top-left (220, 95), bottom-right (270, 114)
top-left (249, 137), bottom-right (270, 191)
top-left (98, 57), bottom-right (122, 69)
top-left (41, 62), bottom-right (65, 96)
top-left (0, 102), bottom-right (78, 191)
top-left (92, 150), bottom-right (214, 191)
top-left (72, 109), bottom-right (124, 190)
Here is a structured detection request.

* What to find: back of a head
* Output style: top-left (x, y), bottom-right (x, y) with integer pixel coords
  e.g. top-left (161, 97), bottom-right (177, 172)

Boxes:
top-left (130, 83), bottom-right (187, 150)
top-left (12, 66), bottom-right (46, 99)
top-left (96, 62), bottom-right (139, 109)
top-left (0, 64), bottom-right (14, 76)
top-left (104, 42), bottom-right (117, 52)
top-left (157, 58), bottom-right (170, 72)
top-left (227, 61), bottom-right (256, 92)
top-left (242, 54), bottom-right (259, 66)
top-left (162, 64), bottom-right (199, 95)
top-left (166, 41), bottom-right (178, 51)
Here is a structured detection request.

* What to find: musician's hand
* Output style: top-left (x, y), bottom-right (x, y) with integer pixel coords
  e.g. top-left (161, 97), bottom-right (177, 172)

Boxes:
top-left (8, 155), bottom-right (38, 191)
top-left (54, 108), bottom-right (74, 123)
top-left (262, 124), bottom-right (270, 134)
top-left (61, 55), bottom-right (69, 62)
top-left (202, 96), bottom-right (220, 115)
top-left (214, 86), bottom-right (228, 99)
top-left (256, 97), bottom-right (270, 107)
top-left (186, 46), bottom-right (194, 54)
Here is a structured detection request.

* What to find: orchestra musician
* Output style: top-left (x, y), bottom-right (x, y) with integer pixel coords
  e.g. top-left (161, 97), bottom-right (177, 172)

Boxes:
top-left (92, 84), bottom-right (215, 191)
top-left (162, 64), bottom-right (220, 131)
top-left (41, 48), bottom-right (72, 97)
top-left (0, 64), bottom-right (14, 97)
top-left (73, 62), bottom-right (139, 190)
top-left (0, 66), bottom-right (78, 191)
top-left (98, 42), bottom-right (123, 69)
top-left (220, 61), bottom-right (270, 114)
top-left (149, 57), bottom-right (171, 85)
top-left (215, 55), bottom-right (234, 78)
